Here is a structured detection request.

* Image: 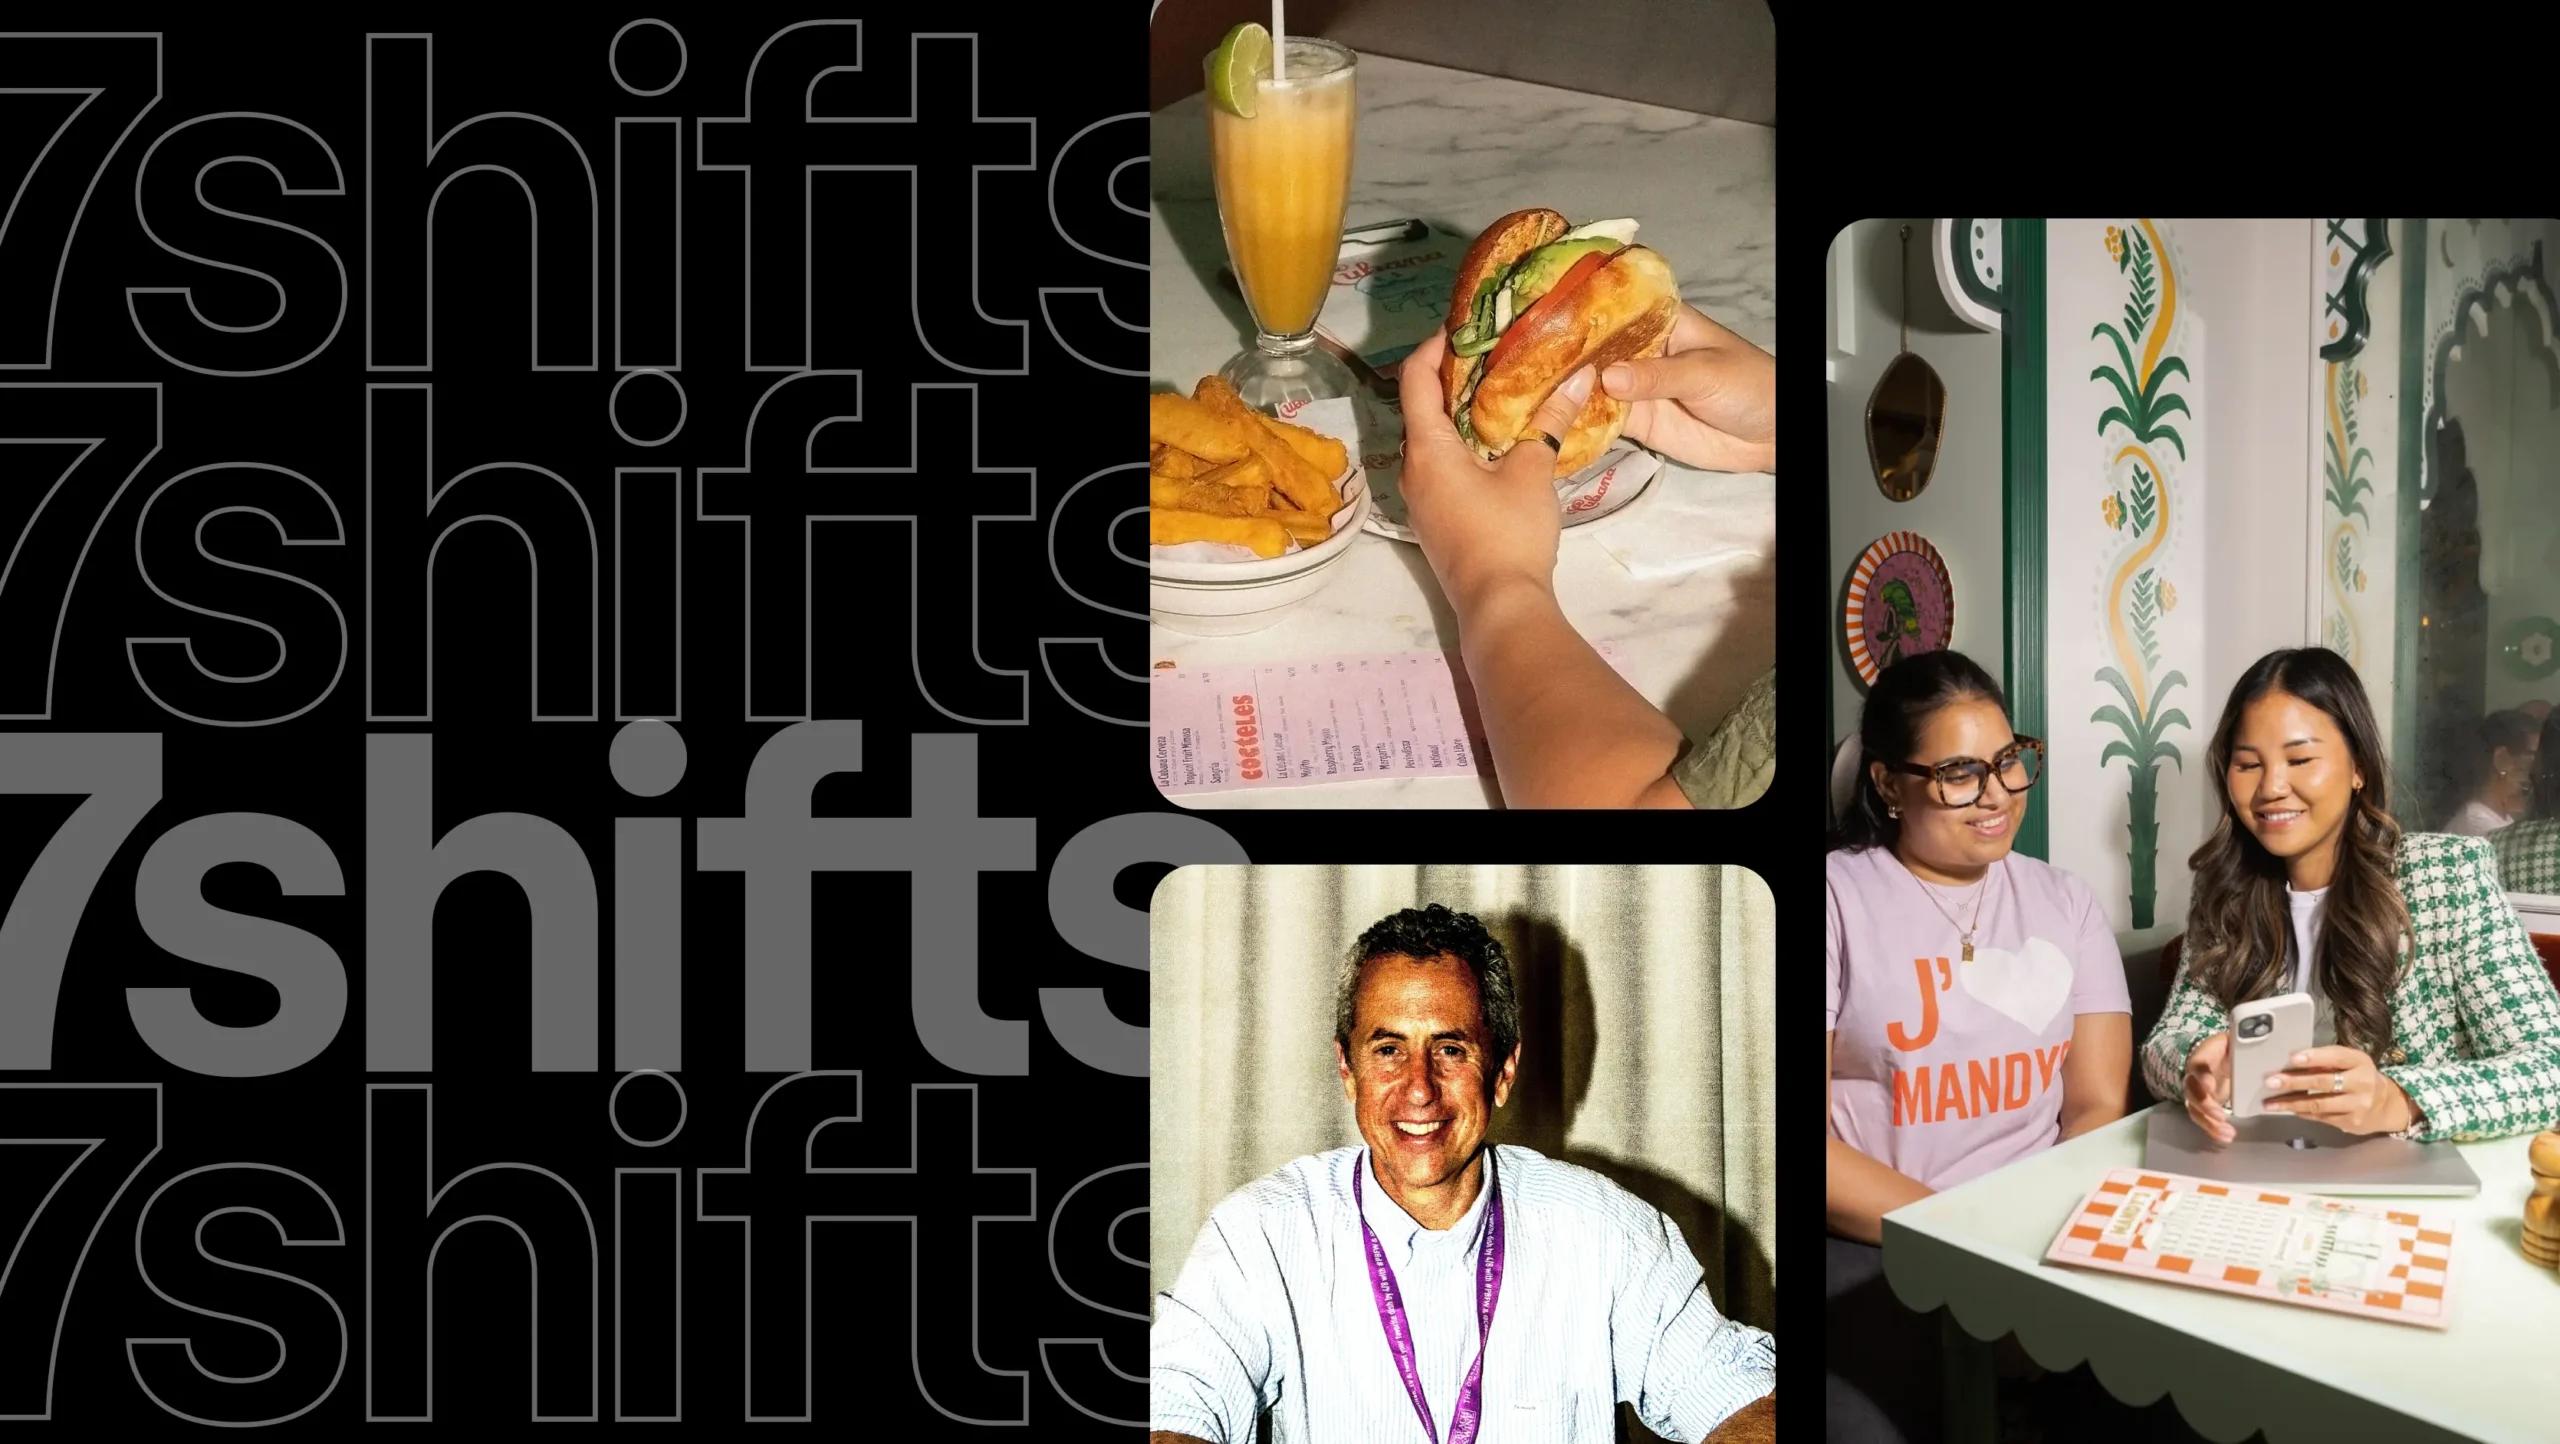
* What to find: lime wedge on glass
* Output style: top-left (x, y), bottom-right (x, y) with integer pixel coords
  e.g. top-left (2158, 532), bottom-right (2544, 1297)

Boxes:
top-left (1208, 23), bottom-right (1270, 118)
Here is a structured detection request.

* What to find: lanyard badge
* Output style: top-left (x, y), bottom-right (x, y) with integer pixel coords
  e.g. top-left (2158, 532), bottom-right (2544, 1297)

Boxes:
top-left (1353, 1151), bottom-right (1507, 1444)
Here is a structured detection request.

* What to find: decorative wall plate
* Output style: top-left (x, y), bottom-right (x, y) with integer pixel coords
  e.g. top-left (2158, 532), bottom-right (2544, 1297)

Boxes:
top-left (1844, 531), bottom-right (1955, 686)
top-left (2500, 615), bottom-right (2560, 681)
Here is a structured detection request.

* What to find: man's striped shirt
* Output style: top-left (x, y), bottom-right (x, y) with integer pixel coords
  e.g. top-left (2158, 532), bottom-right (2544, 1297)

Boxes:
top-left (1151, 1144), bottom-right (1773, 1442)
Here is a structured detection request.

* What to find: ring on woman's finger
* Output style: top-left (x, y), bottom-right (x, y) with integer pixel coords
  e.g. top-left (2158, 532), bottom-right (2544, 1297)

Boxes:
top-left (2332, 1072), bottom-right (2346, 1094)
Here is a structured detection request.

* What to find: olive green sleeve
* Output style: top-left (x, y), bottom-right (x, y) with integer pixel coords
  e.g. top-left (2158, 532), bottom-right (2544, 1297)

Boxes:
top-left (1675, 667), bottom-right (1775, 810)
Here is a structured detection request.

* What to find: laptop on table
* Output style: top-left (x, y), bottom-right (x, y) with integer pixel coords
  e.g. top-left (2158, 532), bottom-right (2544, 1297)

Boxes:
top-left (2141, 1103), bottom-right (2482, 1197)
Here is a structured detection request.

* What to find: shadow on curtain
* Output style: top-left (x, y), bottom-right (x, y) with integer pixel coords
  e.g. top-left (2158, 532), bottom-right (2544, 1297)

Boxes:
top-left (1491, 904), bottom-right (1777, 1334)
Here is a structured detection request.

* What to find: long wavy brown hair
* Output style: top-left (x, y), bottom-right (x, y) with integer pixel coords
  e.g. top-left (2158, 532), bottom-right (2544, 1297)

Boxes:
top-left (2185, 649), bottom-right (2410, 1056)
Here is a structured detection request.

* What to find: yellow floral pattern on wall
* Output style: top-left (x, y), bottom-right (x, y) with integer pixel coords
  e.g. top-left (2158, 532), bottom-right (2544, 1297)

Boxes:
top-left (2319, 218), bottom-right (2393, 670)
top-left (2090, 219), bottom-right (2191, 930)
top-left (2323, 352), bottom-right (2375, 661)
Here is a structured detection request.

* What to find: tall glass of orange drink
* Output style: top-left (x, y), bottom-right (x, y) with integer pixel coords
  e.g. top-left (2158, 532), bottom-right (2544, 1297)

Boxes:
top-left (1205, 35), bottom-right (1357, 410)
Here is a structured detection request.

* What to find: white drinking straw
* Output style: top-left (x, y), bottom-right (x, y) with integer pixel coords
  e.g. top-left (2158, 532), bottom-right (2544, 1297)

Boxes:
top-left (1272, 0), bottom-right (1287, 80)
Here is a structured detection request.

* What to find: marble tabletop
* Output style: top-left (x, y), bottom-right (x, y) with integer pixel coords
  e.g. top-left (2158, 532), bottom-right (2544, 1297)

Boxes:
top-left (1149, 53), bottom-right (1776, 809)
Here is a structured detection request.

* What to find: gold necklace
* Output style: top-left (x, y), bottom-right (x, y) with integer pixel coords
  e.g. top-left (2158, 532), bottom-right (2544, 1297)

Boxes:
top-left (1909, 861), bottom-right (1994, 962)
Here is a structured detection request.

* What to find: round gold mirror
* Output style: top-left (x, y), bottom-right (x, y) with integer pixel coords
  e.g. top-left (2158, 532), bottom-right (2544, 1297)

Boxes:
top-left (1869, 224), bottom-right (1948, 501)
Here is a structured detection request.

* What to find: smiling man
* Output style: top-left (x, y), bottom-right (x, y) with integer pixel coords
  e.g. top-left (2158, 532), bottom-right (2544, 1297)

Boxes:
top-left (1149, 905), bottom-right (1775, 1443)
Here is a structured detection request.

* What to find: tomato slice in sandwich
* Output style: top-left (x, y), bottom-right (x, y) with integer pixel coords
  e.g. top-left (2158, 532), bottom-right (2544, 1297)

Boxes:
top-left (1483, 250), bottom-right (1612, 375)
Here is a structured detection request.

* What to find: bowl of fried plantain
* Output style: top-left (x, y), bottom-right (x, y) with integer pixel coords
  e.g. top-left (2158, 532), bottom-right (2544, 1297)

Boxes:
top-left (1148, 378), bottom-right (1371, 636)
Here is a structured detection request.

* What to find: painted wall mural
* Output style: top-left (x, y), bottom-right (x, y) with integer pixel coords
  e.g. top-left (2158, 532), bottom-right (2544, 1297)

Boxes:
top-left (2316, 218), bottom-right (2398, 691)
top-left (2049, 219), bottom-right (2207, 938)
top-left (2322, 355), bottom-right (2374, 660)
top-left (2090, 221), bottom-right (2191, 930)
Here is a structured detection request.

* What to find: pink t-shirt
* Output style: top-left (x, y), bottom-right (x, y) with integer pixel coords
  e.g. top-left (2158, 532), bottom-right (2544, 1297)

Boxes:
top-left (1826, 845), bottom-right (2131, 1191)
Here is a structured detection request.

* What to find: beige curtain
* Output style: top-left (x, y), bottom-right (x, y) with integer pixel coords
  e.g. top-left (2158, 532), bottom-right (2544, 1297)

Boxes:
top-left (1149, 864), bottom-right (1776, 1340)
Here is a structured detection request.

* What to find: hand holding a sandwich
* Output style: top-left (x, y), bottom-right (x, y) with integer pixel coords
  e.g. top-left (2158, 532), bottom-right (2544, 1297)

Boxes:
top-left (1602, 303), bottom-right (1776, 474)
top-left (1396, 329), bottom-right (1582, 615)
top-left (1389, 207), bottom-right (1776, 807)
top-left (1400, 331), bottom-right (1689, 807)
top-left (1429, 207), bottom-right (1772, 478)
top-left (1400, 205), bottom-right (1774, 606)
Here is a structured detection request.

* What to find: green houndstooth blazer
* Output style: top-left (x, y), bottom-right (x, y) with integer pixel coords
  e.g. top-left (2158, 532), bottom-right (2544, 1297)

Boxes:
top-left (2491, 818), bottom-right (2560, 896)
top-left (2141, 832), bottom-right (2560, 1142)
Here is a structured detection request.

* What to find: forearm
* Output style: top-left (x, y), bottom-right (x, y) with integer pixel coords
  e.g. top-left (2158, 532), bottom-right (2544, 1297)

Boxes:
top-left (2058, 1014), bottom-right (2132, 1140)
top-left (1452, 576), bottom-right (1686, 809)
top-left (1826, 1136), bottom-right (1932, 1245)
top-left (2141, 978), bottom-right (2224, 1102)
top-left (2059, 1095), bottom-right (2124, 1141)
top-left (2404, 877), bottom-right (2560, 1141)
top-left (2385, 1049), bottom-right (2560, 1141)
top-left (2141, 1025), bottom-right (2206, 1101)
top-left (1703, 1391), bottom-right (1774, 1444)
top-left (1150, 1258), bottom-right (1271, 1444)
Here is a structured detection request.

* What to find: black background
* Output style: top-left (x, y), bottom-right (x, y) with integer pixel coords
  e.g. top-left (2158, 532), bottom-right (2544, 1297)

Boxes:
top-left (19, 3), bottom-right (2527, 1436)
top-left (0, 6), bottom-right (1178, 1430)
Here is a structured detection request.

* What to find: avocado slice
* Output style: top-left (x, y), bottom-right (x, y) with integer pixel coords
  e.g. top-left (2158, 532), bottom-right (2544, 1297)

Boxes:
top-left (1450, 222), bottom-right (1636, 359)
top-left (1505, 237), bottom-right (1622, 313)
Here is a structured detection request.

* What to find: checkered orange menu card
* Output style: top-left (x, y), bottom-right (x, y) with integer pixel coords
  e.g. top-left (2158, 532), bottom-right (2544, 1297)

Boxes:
top-left (2043, 1168), bottom-right (2455, 1328)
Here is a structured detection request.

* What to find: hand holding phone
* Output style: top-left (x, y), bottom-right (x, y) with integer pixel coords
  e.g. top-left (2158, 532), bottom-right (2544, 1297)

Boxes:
top-left (2229, 992), bottom-right (2315, 1120)
top-left (2180, 1031), bottom-right (2236, 1143)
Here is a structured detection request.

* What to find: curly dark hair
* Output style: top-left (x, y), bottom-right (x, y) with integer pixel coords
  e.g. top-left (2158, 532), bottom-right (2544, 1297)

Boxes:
top-left (1333, 904), bottom-right (1520, 1073)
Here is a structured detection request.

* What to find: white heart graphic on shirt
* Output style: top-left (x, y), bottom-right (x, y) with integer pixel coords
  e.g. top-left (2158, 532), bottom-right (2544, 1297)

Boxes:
top-left (1958, 935), bottom-right (2074, 1035)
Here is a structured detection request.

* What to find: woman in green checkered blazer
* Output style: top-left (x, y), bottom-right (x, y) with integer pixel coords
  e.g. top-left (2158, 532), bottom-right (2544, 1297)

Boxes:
top-left (2144, 648), bottom-right (2560, 1143)
top-left (2489, 709), bottom-right (2560, 894)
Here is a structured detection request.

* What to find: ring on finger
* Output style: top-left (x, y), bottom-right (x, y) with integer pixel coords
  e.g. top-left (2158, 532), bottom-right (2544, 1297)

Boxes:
top-left (2333, 1072), bottom-right (2346, 1094)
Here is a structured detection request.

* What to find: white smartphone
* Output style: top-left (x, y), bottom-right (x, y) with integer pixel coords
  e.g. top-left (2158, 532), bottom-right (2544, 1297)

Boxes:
top-left (2229, 992), bottom-right (2315, 1119)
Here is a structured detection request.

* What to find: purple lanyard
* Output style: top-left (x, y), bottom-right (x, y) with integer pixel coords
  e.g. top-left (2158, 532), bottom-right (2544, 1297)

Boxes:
top-left (1353, 1150), bottom-right (1507, 1444)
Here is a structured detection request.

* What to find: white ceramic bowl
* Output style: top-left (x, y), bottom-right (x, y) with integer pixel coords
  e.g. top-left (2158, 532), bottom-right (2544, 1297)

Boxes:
top-left (1151, 464), bottom-right (1371, 637)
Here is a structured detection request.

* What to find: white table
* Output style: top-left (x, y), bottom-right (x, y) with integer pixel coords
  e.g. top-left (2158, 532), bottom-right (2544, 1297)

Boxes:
top-left (1882, 1104), bottom-right (2560, 1444)
top-left (1149, 54), bottom-right (1775, 808)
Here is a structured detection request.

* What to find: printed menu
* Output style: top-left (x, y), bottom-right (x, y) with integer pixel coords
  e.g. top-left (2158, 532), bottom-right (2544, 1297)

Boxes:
top-left (1149, 646), bottom-right (1629, 796)
top-left (1314, 225), bottom-right (1468, 372)
top-left (2043, 1168), bottom-right (2455, 1328)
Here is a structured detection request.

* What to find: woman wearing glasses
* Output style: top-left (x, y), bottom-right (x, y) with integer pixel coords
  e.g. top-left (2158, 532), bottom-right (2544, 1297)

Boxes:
top-left (1825, 651), bottom-right (2131, 1444)
top-left (2149, 648), bottom-right (2560, 1144)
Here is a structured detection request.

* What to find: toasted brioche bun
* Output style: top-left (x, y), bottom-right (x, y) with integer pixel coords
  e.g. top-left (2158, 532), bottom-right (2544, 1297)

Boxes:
top-left (1440, 214), bottom-right (1678, 478)
top-left (1466, 246), bottom-right (1677, 474)
top-left (1439, 208), bottom-right (1567, 425)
